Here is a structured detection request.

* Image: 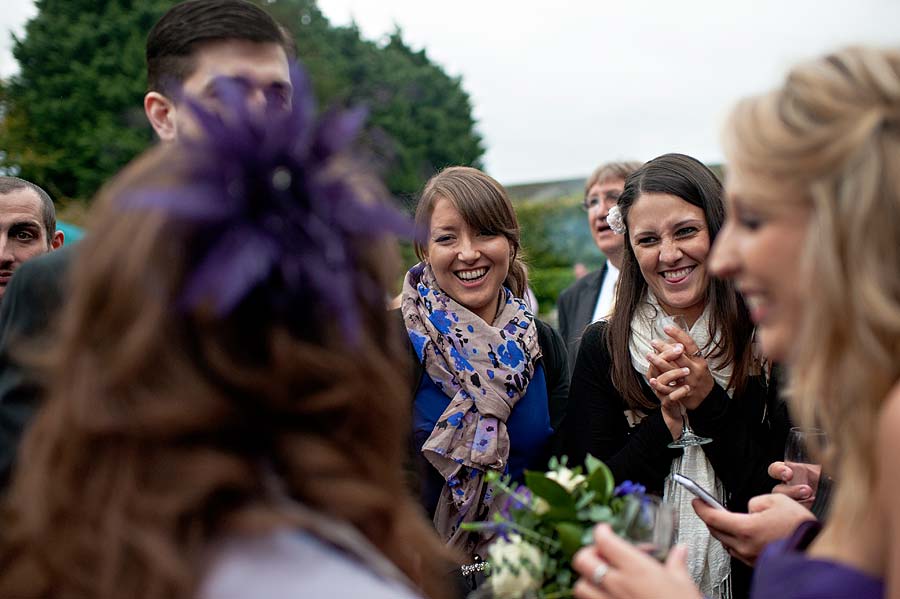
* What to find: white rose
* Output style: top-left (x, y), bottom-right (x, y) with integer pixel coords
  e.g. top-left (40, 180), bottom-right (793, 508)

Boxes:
top-left (532, 497), bottom-right (550, 515)
top-left (546, 467), bottom-right (587, 493)
top-left (488, 534), bottom-right (544, 597)
top-left (606, 204), bottom-right (627, 234)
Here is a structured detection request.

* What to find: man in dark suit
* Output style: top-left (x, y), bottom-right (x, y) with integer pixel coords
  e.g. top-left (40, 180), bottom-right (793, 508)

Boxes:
top-left (0, 0), bottom-right (294, 489)
top-left (557, 161), bottom-right (641, 371)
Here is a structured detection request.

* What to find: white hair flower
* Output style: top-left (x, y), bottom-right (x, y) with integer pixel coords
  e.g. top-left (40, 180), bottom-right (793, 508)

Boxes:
top-left (606, 204), bottom-right (626, 235)
top-left (488, 534), bottom-right (545, 596)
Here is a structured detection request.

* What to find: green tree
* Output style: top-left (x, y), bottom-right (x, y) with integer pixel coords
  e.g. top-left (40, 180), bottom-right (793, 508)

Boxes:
top-left (0, 0), bottom-right (172, 200)
top-left (265, 0), bottom-right (484, 198)
top-left (0, 0), bottom-right (484, 202)
top-left (517, 194), bottom-right (606, 312)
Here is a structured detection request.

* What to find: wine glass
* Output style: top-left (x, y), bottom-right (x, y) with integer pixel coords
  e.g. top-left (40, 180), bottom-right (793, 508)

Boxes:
top-left (653, 314), bottom-right (712, 448)
top-left (619, 494), bottom-right (678, 562)
top-left (784, 427), bottom-right (827, 506)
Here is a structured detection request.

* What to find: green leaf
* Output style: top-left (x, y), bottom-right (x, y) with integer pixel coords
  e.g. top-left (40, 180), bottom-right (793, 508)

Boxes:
top-left (612, 495), bottom-right (641, 537)
top-left (523, 471), bottom-right (577, 520)
top-left (574, 490), bottom-right (596, 510)
top-left (580, 504), bottom-right (613, 523)
top-left (585, 455), bottom-right (615, 504)
top-left (555, 522), bottom-right (587, 559)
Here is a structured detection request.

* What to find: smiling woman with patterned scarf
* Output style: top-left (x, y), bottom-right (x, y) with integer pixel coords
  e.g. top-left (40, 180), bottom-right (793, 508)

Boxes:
top-left (399, 166), bottom-right (570, 572)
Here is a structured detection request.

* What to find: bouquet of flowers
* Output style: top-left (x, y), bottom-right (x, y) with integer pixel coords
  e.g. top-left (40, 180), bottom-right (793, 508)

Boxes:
top-left (461, 455), bottom-right (656, 599)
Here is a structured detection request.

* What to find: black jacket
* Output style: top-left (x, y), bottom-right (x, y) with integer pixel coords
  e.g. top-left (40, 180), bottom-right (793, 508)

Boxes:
top-left (562, 321), bottom-right (791, 599)
top-left (556, 264), bottom-right (607, 375)
top-left (563, 321), bottom-right (789, 511)
top-left (0, 245), bottom-right (74, 489)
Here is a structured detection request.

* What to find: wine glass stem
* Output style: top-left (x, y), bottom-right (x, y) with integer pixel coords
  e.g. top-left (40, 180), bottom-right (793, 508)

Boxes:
top-left (679, 403), bottom-right (690, 433)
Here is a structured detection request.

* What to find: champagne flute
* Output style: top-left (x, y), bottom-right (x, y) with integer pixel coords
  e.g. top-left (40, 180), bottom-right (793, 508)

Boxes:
top-left (784, 427), bottom-right (827, 505)
top-left (619, 494), bottom-right (677, 562)
top-left (653, 314), bottom-right (712, 448)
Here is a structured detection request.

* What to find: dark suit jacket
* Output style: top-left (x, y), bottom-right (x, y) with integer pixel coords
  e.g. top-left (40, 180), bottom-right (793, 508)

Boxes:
top-left (0, 244), bottom-right (73, 489)
top-left (556, 263), bottom-right (607, 374)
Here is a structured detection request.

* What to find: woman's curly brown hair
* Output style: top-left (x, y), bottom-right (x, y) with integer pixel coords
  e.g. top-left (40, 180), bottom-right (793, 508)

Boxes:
top-left (0, 145), bottom-right (454, 599)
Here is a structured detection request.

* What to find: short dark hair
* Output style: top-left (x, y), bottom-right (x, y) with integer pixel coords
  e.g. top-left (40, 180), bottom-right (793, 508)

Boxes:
top-left (0, 176), bottom-right (57, 243)
top-left (146, 0), bottom-right (291, 97)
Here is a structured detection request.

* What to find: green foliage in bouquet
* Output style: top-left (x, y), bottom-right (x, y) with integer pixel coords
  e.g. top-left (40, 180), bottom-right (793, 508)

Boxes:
top-left (461, 456), bottom-right (649, 598)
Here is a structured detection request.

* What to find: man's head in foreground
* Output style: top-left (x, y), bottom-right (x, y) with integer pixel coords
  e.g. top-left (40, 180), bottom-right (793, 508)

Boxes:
top-left (143, 0), bottom-right (294, 141)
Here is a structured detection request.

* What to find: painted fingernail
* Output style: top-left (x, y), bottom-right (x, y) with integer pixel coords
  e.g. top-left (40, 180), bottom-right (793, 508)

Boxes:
top-left (798, 489), bottom-right (810, 499)
top-left (682, 368), bottom-right (690, 375)
top-left (649, 378), bottom-right (657, 385)
top-left (674, 344), bottom-right (684, 351)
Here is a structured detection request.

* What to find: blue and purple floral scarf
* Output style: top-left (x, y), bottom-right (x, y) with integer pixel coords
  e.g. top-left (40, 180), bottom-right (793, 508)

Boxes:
top-left (401, 262), bottom-right (541, 555)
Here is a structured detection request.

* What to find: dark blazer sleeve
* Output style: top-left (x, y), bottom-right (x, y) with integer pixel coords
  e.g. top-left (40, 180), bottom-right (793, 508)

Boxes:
top-left (556, 287), bottom-right (575, 353)
top-left (562, 322), bottom-right (681, 493)
top-left (0, 246), bottom-right (72, 490)
top-left (534, 319), bottom-right (569, 467)
top-left (556, 268), bottom-right (605, 377)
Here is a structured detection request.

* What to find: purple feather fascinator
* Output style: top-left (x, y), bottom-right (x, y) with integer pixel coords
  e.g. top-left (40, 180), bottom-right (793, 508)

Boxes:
top-left (125, 63), bottom-right (412, 339)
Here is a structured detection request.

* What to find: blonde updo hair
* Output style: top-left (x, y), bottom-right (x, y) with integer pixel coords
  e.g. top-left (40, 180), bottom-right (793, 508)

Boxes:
top-left (723, 46), bottom-right (900, 525)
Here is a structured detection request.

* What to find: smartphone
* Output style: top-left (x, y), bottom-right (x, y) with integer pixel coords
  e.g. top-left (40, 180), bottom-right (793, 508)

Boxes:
top-left (673, 473), bottom-right (726, 510)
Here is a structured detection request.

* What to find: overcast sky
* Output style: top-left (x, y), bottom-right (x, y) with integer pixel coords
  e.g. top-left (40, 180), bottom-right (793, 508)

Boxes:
top-left (2, 1), bottom-right (898, 184)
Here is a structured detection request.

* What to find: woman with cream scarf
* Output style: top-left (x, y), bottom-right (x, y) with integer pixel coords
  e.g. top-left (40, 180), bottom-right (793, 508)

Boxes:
top-left (563, 153), bottom-right (790, 599)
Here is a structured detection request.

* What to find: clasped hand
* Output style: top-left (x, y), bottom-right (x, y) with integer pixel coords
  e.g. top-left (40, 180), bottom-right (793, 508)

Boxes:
top-left (645, 326), bottom-right (715, 426)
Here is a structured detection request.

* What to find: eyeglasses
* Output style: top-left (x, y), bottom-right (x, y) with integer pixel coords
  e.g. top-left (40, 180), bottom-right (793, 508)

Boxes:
top-left (582, 190), bottom-right (621, 211)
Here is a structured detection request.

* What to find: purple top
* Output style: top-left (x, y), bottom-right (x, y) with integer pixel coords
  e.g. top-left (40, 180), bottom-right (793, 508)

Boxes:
top-left (751, 520), bottom-right (884, 599)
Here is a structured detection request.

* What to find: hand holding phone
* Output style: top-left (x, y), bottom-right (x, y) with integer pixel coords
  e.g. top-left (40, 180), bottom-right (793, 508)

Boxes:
top-left (673, 473), bottom-right (726, 510)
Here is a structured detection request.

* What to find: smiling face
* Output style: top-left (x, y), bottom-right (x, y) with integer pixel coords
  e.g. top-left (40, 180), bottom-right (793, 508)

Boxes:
top-left (710, 168), bottom-right (811, 362)
top-left (628, 192), bottom-right (711, 323)
top-left (585, 178), bottom-right (626, 266)
top-left (425, 197), bottom-right (511, 323)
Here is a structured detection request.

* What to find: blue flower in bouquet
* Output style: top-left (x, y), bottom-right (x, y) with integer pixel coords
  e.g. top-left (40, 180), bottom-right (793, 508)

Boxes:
top-left (613, 481), bottom-right (646, 497)
top-left (462, 455), bottom-right (657, 598)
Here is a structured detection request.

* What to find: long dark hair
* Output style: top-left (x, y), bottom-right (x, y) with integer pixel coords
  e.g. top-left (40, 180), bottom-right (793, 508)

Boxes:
top-left (607, 153), bottom-right (754, 410)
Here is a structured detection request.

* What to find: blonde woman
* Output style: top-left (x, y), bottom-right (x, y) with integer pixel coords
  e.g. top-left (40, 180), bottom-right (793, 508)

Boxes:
top-left (571, 46), bottom-right (900, 599)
